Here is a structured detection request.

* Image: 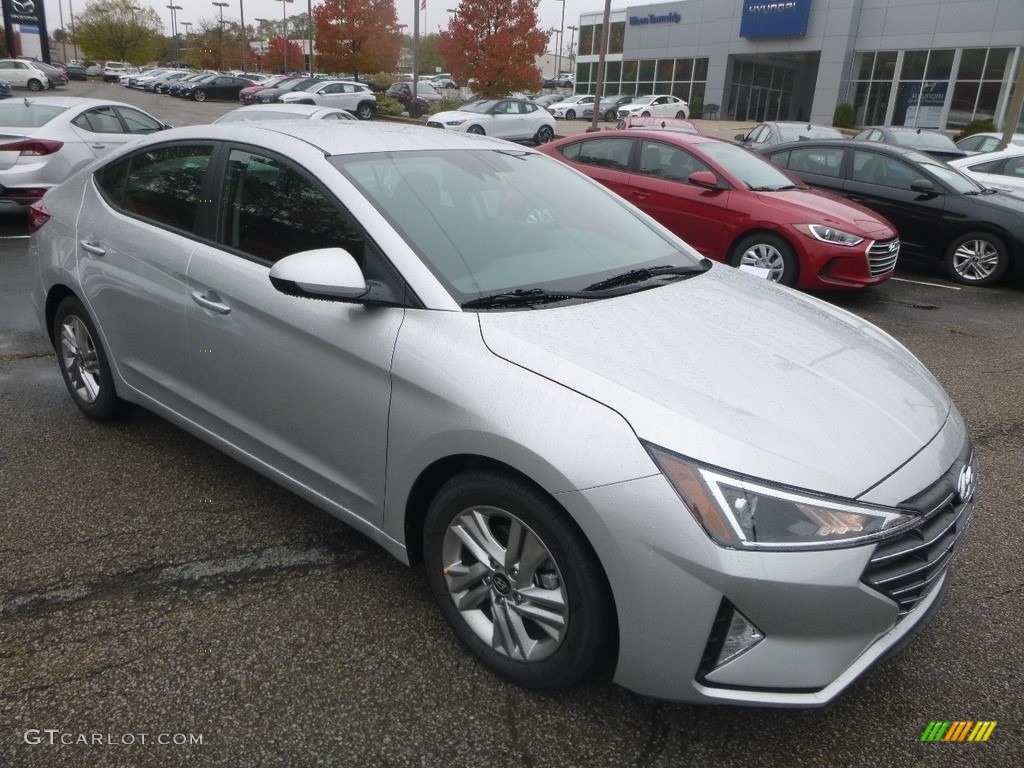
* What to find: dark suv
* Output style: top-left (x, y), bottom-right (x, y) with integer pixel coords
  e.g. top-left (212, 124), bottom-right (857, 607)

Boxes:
top-left (386, 81), bottom-right (443, 118)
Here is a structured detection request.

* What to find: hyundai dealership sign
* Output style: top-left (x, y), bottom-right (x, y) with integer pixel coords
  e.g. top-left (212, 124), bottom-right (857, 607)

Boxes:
top-left (740, 0), bottom-right (812, 38)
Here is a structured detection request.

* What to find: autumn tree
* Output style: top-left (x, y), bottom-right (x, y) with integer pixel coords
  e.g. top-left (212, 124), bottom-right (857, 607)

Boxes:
top-left (314, 0), bottom-right (402, 77)
top-left (261, 36), bottom-right (305, 74)
top-left (439, 0), bottom-right (547, 97)
top-left (74, 0), bottom-right (164, 64)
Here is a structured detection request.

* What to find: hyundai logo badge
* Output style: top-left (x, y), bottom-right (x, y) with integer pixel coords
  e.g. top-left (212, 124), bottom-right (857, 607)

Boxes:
top-left (956, 462), bottom-right (976, 503)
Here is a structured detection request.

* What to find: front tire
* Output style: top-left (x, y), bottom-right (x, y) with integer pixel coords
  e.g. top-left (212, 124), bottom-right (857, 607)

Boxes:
top-left (423, 470), bottom-right (612, 690)
top-left (565, 109), bottom-right (576, 120)
top-left (603, 109), bottom-right (617, 121)
top-left (944, 232), bottom-right (1009, 286)
top-left (28, 79), bottom-right (44, 92)
top-left (641, 111), bottom-right (651, 117)
top-left (53, 297), bottom-right (125, 420)
top-left (193, 90), bottom-right (206, 102)
top-left (535, 125), bottom-right (554, 144)
top-left (467, 124), bottom-right (486, 135)
top-left (730, 233), bottom-right (798, 286)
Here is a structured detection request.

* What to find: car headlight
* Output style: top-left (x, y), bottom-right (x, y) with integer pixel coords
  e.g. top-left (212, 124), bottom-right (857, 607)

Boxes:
top-left (445, 119), bottom-right (467, 126)
top-left (646, 445), bottom-right (916, 550)
top-left (793, 224), bottom-right (864, 247)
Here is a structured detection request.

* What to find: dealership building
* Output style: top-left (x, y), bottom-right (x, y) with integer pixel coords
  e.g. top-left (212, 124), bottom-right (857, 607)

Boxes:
top-left (574, 0), bottom-right (1023, 131)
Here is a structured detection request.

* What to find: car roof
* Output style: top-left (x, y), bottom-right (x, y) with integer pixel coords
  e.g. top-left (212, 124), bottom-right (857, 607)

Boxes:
top-left (764, 138), bottom-right (933, 160)
top-left (141, 121), bottom-right (533, 156)
top-left (2, 96), bottom-right (138, 109)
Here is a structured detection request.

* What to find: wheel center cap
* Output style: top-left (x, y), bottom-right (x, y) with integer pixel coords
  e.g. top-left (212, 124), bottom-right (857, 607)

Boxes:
top-left (491, 573), bottom-right (512, 595)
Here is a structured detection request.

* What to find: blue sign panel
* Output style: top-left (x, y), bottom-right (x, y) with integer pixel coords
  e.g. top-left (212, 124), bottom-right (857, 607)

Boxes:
top-left (740, 0), bottom-right (812, 38)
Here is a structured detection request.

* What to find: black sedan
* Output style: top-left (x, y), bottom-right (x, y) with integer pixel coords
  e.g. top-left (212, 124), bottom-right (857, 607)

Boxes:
top-left (853, 126), bottom-right (967, 161)
top-left (760, 139), bottom-right (1024, 285)
top-left (178, 74), bottom-right (257, 102)
top-left (65, 64), bottom-right (87, 81)
top-left (168, 73), bottom-right (215, 97)
top-left (252, 77), bottom-right (319, 104)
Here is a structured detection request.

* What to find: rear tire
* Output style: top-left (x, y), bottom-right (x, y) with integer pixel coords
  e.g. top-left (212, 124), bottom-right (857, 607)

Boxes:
top-left (535, 125), bottom-right (554, 144)
top-left (28, 79), bottom-right (44, 92)
top-left (675, 111), bottom-right (686, 119)
top-left (53, 297), bottom-right (126, 421)
top-left (356, 102), bottom-right (374, 120)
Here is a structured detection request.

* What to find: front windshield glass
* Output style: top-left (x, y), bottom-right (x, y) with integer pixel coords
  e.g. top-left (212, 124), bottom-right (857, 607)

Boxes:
top-left (334, 150), bottom-right (701, 304)
top-left (462, 100), bottom-right (499, 114)
top-left (699, 142), bottom-right (799, 190)
top-left (915, 154), bottom-right (985, 193)
top-left (419, 83), bottom-right (440, 96)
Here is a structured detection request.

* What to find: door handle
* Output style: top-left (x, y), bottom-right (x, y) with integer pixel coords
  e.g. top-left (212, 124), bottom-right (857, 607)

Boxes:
top-left (191, 290), bottom-right (232, 315)
top-left (90, 144), bottom-right (107, 149)
top-left (631, 191), bottom-right (652, 200)
top-left (79, 240), bottom-right (106, 257)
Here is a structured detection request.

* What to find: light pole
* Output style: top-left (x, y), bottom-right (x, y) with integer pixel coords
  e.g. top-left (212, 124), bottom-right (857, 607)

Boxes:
top-left (213, 3), bottom-right (229, 70)
top-left (274, 0), bottom-right (294, 73)
top-left (306, 0), bottom-right (313, 76)
top-left (181, 21), bottom-right (192, 64)
top-left (555, 0), bottom-right (566, 81)
top-left (567, 24), bottom-right (578, 75)
top-left (240, 1), bottom-right (248, 73)
top-left (166, 5), bottom-right (183, 64)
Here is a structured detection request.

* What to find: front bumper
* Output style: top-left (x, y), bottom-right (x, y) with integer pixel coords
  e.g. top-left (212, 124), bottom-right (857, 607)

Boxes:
top-left (558, 439), bottom-right (974, 706)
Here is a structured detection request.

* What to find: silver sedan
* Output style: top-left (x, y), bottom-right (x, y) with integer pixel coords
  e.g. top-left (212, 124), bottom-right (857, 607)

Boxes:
top-left (0, 96), bottom-right (168, 212)
top-left (29, 122), bottom-right (976, 705)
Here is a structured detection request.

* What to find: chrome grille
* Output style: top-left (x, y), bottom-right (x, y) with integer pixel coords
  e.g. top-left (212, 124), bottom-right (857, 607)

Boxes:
top-left (862, 450), bottom-right (976, 620)
top-left (867, 238), bottom-right (900, 276)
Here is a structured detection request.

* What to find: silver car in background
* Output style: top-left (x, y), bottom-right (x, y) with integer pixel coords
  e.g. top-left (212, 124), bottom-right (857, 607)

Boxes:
top-left (29, 122), bottom-right (976, 706)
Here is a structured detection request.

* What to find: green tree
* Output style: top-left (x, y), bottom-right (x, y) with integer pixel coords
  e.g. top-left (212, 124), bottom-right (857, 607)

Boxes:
top-left (439, 0), bottom-right (547, 96)
top-left (74, 0), bottom-right (164, 64)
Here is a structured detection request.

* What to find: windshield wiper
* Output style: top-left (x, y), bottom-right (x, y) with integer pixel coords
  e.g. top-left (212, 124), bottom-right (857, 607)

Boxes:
top-left (747, 184), bottom-right (801, 191)
top-left (582, 263), bottom-right (709, 292)
top-left (461, 288), bottom-right (593, 309)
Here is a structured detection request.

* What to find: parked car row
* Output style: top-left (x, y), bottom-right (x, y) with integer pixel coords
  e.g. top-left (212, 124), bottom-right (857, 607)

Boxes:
top-left (0, 58), bottom-right (63, 91)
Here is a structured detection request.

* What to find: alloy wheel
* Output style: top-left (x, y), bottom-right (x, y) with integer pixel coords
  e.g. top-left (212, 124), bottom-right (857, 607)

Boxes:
top-left (59, 315), bottom-right (102, 404)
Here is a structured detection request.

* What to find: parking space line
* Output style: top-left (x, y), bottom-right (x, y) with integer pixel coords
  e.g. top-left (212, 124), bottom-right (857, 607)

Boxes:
top-left (891, 277), bottom-right (961, 290)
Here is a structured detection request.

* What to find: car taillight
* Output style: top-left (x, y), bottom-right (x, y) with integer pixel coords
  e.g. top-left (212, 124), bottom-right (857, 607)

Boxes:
top-left (0, 138), bottom-right (64, 156)
top-left (28, 200), bottom-right (50, 232)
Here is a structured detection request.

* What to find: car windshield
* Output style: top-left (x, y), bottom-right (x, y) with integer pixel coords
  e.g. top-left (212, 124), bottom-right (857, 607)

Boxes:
top-left (891, 131), bottom-right (957, 149)
top-left (0, 103), bottom-right (66, 128)
top-left (915, 155), bottom-right (985, 193)
top-left (777, 124), bottom-right (844, 141)
top-left (418, 83), bottom-right (440, 96)
top-left (632, 97), bottom-right (657, 106)
top-left (334, 149), bottom-right (700, 304)
top-left (462, 100), bottom-right (499, 114)
top-left (699, 142), bottom-right (799, 190)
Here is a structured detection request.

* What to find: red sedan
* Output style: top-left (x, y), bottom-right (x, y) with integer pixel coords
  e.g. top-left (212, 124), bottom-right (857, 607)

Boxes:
top-left (539, 130), bottom-right (900, 289)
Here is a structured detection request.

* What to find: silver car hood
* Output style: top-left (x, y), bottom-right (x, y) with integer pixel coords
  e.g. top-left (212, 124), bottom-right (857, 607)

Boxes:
top-left (478, 266), bottom-right (951, 499)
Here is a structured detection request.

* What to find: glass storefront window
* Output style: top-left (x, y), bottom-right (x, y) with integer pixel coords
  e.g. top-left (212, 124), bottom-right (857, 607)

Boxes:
top-left (693, 58), bottom-right (708, 81)
top-left (576, 62), bottom-right (591, 85)
top-left (855, 52), bottom-right (874, 80)
top-left (578, 25), bottom-right (594, 57)
top-left (657, 60), bottom-right (674, 81)
top-left (985, 48), bottom-right (1011, 79)
top-left (902, 50), bottom-right (927, 80)
top-left (638, 60), bottom-right (655, 82)
top-left (622, 60), bottom-right (639, 84)
top-left (606, 61), bottom-right (622, 84)
top-left (609, 22), bottom-right (625, 54)
top-left (927, 50), bottom-right (954, 79)
top-left (959, 48), bottom-right (986, 80)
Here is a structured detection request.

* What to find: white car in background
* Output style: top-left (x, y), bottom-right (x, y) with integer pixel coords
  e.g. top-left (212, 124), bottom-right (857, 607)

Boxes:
top-left (617, 94), bottom-right (690, 120)
top-left (277, 80), bottom-right (377, 120)
top-left (427, 97), bottom-right (555, 143)
top-left (949, 147), bottom-right (1024, 199)
top-left (548, 95), bottom-right (595, 120)
top-left (0, 58), bottom-right (51, 91)
top-left (214, 103), bottom-right (358, 124)
top-left (954, 131), bottom-right (1024, 155)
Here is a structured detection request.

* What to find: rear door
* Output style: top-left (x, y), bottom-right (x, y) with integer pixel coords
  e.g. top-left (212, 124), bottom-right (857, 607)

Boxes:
top-left (69, 106), bottom-right (138, 161)
top-left (557, 136), bottom-right (636, 199)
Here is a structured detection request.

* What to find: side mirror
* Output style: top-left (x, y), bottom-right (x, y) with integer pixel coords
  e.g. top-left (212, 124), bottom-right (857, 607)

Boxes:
top-left (735, 133), bottom-right (748, 142)
top-left (689, 170), bottom-right (720, 189)
top-left (910, 179), bottom-right (940, 195)
top-left (269, 248), bottom-right (368, 301)
top-left (161, 123), bottom-right (173, 130)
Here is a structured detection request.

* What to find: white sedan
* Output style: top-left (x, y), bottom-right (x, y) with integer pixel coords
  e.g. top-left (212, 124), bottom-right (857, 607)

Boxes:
top-left (548, 95), bottom-right (595, 120)
top-left (949, 147), bottom-right (1024, 199)
top-left (278, 80), bottom-right (378, 120)
top-left (426, 98), bottom-right (555, 143)
top-left (617, 94), bottom-right (690, 120)
top-left (215, 104), bottom-right (358, 124)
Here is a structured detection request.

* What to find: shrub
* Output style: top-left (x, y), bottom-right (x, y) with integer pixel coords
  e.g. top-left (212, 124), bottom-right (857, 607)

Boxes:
top-left (375, 94), bottom-right (404, 117)
top-left (833, 103), bottom-right (856, 129)
top-left (429, 95), bottom-right (464, 116)
top-left (688, 98), bottom-right (703, 119)
top-left (955, 118), bottom-right (997, 142)
top-left (368, 72), bottom-right (396, 92)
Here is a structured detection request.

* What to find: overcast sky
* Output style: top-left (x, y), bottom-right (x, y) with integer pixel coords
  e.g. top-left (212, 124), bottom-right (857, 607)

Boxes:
top-left (41, 0), bottom-right (601, 57)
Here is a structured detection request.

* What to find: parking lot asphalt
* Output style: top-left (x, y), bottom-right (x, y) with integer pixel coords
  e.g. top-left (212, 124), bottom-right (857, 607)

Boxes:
top-left (1, 83), bottom-right (1022, 767)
